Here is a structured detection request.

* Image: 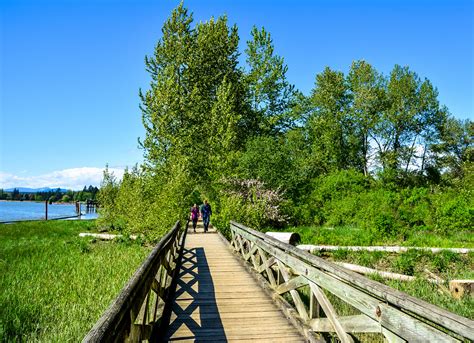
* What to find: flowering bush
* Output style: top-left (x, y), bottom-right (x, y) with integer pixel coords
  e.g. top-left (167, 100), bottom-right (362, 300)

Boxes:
top-left (213, 178), bottom-right (289, 233)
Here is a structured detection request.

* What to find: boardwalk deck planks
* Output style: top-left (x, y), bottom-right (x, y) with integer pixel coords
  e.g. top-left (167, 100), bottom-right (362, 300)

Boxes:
top-left (163, 231), bottom-right (305, 342)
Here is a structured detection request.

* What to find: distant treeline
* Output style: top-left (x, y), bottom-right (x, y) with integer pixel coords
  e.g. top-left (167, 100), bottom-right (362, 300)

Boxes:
top-left (97, 4), bottom-right (473, 241)
top-left (0, 186), bottom-right (99, 202)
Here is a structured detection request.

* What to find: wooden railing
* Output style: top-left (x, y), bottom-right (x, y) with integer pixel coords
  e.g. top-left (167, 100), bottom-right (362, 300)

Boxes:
top-left (83, 220), bottom-right (187, 342)
top-left (229, 221), bottom-right (474, 343)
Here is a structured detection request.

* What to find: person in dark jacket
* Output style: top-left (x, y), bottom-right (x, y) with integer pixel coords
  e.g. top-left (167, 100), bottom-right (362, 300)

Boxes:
top-left (200, 200), bottom-right (212, 232)
top-left (190, 204), bottom-right (199, 232)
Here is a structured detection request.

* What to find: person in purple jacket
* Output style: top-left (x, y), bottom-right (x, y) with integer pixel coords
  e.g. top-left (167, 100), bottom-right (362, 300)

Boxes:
top-left (190, 204), bottom-right (199, 232)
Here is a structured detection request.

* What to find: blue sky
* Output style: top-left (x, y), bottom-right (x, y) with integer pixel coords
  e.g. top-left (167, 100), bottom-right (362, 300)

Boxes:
top-left (1, 0), bottom-right (472, 189)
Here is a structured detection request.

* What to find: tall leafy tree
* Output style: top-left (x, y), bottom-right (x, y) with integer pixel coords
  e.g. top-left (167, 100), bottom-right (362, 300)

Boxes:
top-left (245, 26), bottom-right (296, 134)
top-left (375, 65), bottom-right (445, 173)
top-left (308, 67), bottom-right (358, 172)
top-left (139, 3), bottom-right (194, 169)
top-left (347, 60), bottom-right (387, 175)
top-left (432, 117), bottom-right (473, 179)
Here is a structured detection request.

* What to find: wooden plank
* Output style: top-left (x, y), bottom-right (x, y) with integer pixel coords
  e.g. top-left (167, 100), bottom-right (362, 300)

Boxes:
top-left (165, 232), bottom-right (304, 342)
top-left (83, 221), bottom-right (182, 342)
top-left (276, 260), bottom-right (309, 322)
top-left (382, 327), bottom-right (408, 343)
top-left (275, 275), bottom-right (308, 295)
top-left (170, 310), bottom-right (287, 320)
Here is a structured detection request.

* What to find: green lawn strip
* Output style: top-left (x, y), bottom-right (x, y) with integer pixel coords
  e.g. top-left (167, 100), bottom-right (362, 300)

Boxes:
top-left (0, 220), bottom-right (151, 341)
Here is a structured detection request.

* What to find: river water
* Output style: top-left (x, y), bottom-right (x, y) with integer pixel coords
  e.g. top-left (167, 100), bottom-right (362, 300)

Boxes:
top-left (0, 201), bottom-right (98, 222)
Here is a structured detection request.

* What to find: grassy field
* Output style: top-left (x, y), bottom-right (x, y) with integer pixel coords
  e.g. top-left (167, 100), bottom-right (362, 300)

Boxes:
top-left (0, 220), bottom-right (151, 342)
top-left (281, 225), bottom-right (474, 319)
top-left (288, 225), bottom-right (474, 248)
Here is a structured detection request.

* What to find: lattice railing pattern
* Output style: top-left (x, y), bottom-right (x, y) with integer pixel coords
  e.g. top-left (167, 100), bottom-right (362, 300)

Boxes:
top-left (83, 221), bottom-right (187, 342)
top-left (229, 221), bottom-right (474, 343)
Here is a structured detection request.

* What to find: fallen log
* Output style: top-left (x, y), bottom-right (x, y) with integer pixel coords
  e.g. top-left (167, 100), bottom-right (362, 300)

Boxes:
top-left (334, 262), bottom-right (417, 282)
top-left (265, 232), bottom-right (301, 246)
top-left (297, 244), bottom-right (473, 254)
top-left (79, 233), bottom-right (138, 240)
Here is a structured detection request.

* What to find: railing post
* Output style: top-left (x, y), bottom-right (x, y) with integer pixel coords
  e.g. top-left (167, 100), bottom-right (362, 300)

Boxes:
top-left (45, 200), bottom-right (48, 220)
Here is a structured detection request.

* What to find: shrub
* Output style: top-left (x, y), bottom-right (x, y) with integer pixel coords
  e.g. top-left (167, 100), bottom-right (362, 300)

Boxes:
top-left (431, 251), bottom-right (461, 272)
top-left (432, 188), bottom-right (473, 234)
top-left (214, 178), bottom-right (289, 232)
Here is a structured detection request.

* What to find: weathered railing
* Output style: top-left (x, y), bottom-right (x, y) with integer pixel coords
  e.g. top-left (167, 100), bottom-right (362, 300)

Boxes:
top-left (229, 221), bottom-right (474, 343)
top-left (83, 220), bottom-right (187, 342)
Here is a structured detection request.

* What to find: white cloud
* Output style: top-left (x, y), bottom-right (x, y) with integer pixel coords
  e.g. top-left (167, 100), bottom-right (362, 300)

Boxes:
top-left (0, 167), bottom-right (125, 190)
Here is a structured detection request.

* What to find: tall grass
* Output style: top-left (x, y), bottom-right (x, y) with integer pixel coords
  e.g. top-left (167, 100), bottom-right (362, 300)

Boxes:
top-left (0, 220), bottom-right (151, 341)
top-left (286, 225), bottom-right (474, 248)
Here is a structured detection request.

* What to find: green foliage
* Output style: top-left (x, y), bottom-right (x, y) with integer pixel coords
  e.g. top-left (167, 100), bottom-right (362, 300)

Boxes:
top-left (394, 249), bottom-right (420, 275)
top-left (432, 187), bottom-right (473, 234)
top-left (245, 26), bottom-right (296, 133)
top-left (96, 3), bottom-right (472, 242)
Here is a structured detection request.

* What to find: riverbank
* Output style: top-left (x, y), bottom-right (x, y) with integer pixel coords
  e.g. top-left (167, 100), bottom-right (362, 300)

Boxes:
top-left (0, 220), bottom-right (151, 341)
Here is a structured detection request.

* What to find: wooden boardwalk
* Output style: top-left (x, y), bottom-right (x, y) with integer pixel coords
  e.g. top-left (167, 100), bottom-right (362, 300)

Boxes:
top-left (164, 223), bottom-right (304, 342)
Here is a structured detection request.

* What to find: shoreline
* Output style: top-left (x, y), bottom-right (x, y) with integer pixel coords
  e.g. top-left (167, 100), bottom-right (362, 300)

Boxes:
top-left (0, 199), bottom-right (82, 205)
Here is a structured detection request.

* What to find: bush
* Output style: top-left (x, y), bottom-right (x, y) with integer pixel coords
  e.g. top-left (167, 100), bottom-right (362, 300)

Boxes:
top-left (373, 213), bottom-right (398, 237)
top-left (213, 178), bottom-right (289, 233)
top-left (432, 188), bottom-right (473, 234)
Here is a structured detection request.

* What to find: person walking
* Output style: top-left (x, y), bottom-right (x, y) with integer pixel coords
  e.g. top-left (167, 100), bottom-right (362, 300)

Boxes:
top-left (190, 204), bottom-right (199, 232)
top-left (200, 200), bottom-right (212, 233)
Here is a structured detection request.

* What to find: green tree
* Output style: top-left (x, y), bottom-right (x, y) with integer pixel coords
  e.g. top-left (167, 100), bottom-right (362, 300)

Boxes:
top-left (308, 67), bottom-right (358, 172)
top-left (245, 26), bottom-right (296, 133)
top-left (375, 65), bottom-right (444, 174)
top-left (97, 165), bottom-right (119, 229)
top-left (347, 60), bottom-right (387, 175)
top-left (432, 117), bottom-right (473, 180)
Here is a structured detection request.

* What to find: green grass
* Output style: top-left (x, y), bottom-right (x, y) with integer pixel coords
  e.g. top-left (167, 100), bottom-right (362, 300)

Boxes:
top-left (0, 220), bottom-right (151, 342)
top-left (286, 225), bottom-right (474, 248)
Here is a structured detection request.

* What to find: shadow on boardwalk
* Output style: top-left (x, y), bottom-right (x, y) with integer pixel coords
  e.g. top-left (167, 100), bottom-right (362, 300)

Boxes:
top-left (165, 247), bottom-right (227, 341)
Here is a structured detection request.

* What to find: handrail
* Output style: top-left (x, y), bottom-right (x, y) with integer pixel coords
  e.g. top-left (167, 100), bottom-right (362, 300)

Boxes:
top-left (230, 221), bottom-right (474, 342)
top-left (83, 220), bottom-right (187, 342)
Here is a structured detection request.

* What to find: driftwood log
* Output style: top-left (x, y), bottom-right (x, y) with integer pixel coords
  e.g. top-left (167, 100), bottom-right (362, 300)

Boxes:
top-left (297, 244), bottom-right (473, 254)
top-left (79, 232), bottom-right (138, 240)
top-left (265, 232), bottom-right (301, 246)
top-left (334, 262), bottom-right (418, 282)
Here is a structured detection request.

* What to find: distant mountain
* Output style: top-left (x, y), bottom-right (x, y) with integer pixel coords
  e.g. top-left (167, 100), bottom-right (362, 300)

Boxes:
top-left (4, 187), bottom-right (70, 193)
